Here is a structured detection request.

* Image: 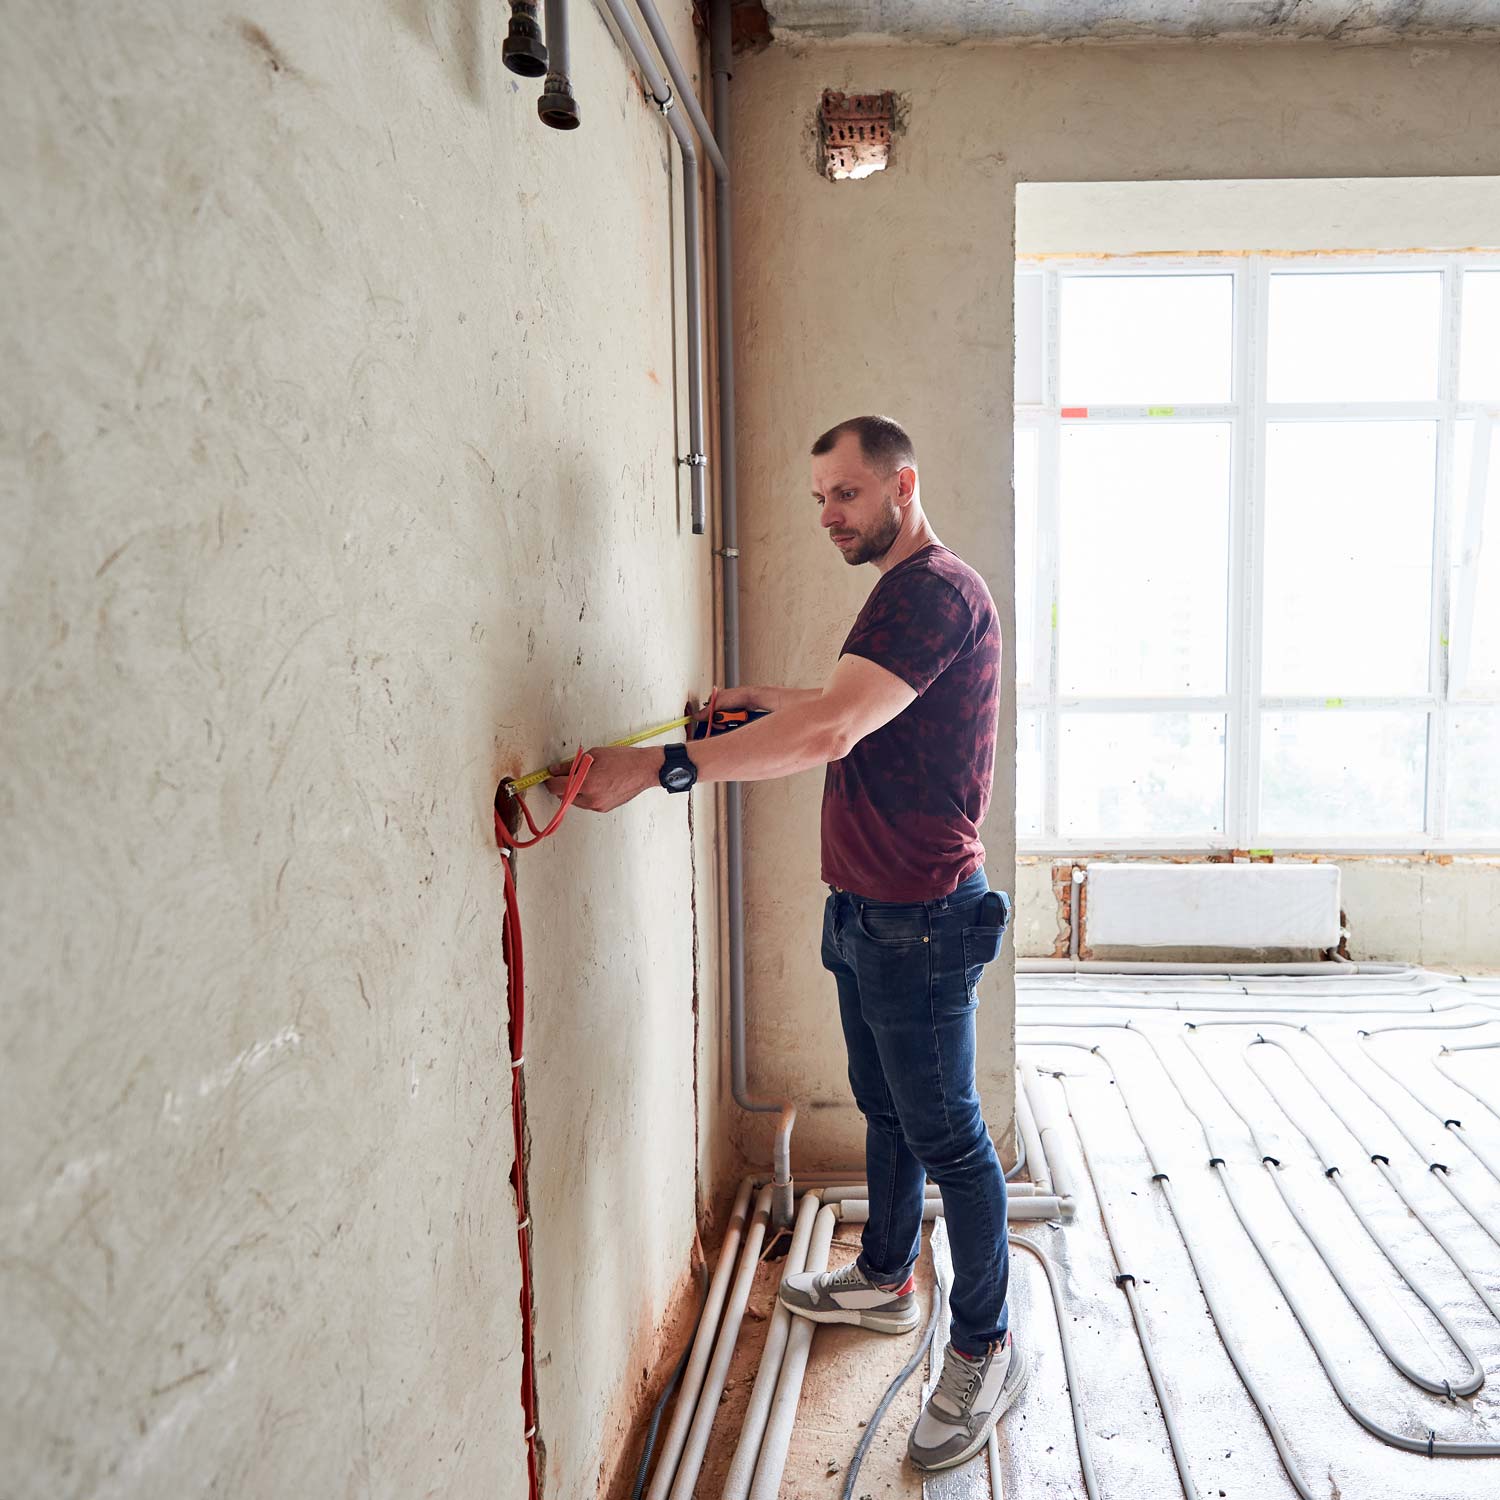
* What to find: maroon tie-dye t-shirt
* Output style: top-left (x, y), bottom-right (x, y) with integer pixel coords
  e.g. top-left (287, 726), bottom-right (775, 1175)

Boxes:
top-left (821, 544), bottom-right (1000, 902)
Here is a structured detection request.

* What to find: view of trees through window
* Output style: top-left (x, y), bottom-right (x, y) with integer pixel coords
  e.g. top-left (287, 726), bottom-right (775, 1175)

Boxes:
top-left (1014, 258), bottom-right (1500, 850)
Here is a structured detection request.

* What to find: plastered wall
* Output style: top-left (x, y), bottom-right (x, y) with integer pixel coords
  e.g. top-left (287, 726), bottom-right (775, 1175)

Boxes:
top-left (729, 37), bottom-right (1500, 1169)
top-left (0, 4), bottom-right (724, 1498)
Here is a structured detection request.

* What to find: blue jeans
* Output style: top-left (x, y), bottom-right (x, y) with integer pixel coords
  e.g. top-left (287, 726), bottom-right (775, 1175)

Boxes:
top-left (822, 869), bottom-right (1012, 1358)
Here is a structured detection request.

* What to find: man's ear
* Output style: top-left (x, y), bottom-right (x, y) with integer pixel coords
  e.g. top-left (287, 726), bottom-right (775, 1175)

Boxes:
top-left (895, 465), bottom-right (917, 504)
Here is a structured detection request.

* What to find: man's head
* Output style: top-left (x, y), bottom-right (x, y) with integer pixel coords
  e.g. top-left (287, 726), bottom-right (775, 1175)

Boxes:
top-left (810, 415), bottom-right (918, 567)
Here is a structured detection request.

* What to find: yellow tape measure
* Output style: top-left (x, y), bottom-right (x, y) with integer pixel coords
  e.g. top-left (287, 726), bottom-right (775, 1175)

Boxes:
top-left (504, 715), bottom-right (693, 795)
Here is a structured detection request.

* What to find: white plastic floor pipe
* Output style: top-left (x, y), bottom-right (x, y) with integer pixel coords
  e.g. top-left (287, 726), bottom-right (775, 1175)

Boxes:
top-left (721, 1192), bottom-right (820, 1500)
top-left (1021, 1070), bottom-right (1078, 1216)
top-left (661, 1185), bottom-right (773, 1500)
top-left (1014, 1077), bottom-right (1050, 1197)
top-left (642, 1176), bottom-right (752, 1500)
top-left (748, 1204), bottom-right (836, 1500)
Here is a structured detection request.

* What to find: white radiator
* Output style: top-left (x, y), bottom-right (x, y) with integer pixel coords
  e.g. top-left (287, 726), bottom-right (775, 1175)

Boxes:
top-left (1084, 862), bottom-right (1342, 950)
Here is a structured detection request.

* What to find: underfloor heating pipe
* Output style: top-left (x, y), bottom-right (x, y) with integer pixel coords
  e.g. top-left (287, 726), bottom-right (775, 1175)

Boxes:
top-left (1198, 1023), bottom-right (1500, 1316)
top-left (1018, 959), bottom-right (1411, 975)
top-left (1064, 1043), bottom-right (1322, 1498)
top-left (1021, 1020), bottom-right (1490, 1398)
top-left (747, 1203), bottom-right (837, 1500)
top-left (1168, 1026), bottom-right (1500, 1453)
top-left (1356, 1018), bottom-right (1500, 1190)
top-left (1033, 1065), bottom-right (1202, 1500)
top-left (720, 1192), bottom-right (820, 1500)
top-left (1007, 1233), bottom-right (1100, 1500)
top-left (1312, 1020), bottom-right (1500, 1248)
top-left (641, 1177), bottom-right (753, 1500)
top-left (1435, 1039), bottom-right (1500, 1123)
top-left (659, 1185), bottom-right (773, 1500)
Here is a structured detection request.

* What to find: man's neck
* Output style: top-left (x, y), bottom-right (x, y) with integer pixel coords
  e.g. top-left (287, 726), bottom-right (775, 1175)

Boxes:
top-left (873, 515), bottom-right (941, 575)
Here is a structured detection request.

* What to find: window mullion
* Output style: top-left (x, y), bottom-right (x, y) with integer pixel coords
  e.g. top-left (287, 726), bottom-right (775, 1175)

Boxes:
top-left (1238, 258), bottom-right (1269, 849)
top-left (1042, 268), bottom-right (1062, 843)
top-left (1428, 261), bottom-right (1462, 843)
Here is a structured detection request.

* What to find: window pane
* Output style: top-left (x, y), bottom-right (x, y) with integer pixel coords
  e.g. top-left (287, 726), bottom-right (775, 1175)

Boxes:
top-left (1267, 271), bottom-right (1441, 403)
top-left (1015, 273), bottom-right (1044, 405)
top-left (1060, 275), bottom-right (1232, 406)
top-left (1260, 711), bottom-right (1427, 837)
top-left (1450, 419), bottom-right (1500, 695)
top-left (1018, 709), bottom-right (1044, 839)
top-left (1014, 426), bottom-right (1040, 692)
top-left (1058, 424), bottom-right (1231, 695)
top-left (1060, 712), bottom-right (1225, 839)
top-left (1460, 271), bottom-right (1500, 402)
top-left (1449, 708), bottom-right (1500, 837)
top-left (1262, 421), bottom-right (1435, 696)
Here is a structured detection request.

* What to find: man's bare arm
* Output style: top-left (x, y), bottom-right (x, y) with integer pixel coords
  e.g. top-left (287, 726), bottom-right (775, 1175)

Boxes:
top-left (548, 655), bottom-right (915, 811)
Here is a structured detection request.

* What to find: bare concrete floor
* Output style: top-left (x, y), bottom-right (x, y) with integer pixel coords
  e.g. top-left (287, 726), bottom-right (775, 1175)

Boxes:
top-left (657, 972), bottom-right (1500, 1499)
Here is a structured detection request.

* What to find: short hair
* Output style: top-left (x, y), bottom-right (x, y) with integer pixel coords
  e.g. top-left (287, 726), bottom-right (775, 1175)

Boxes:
top-left (810, 415), bottom-right (917, 476)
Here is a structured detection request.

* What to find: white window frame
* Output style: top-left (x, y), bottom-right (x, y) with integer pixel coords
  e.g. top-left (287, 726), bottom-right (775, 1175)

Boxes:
top-left (1015, 251), bottom-right (1500, 855)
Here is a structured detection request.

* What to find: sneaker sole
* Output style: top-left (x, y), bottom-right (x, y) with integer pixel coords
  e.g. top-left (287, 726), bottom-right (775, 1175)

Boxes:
top-left (780, 1300), bottom-right (922, 1335)
top-left (908, 1345), bottom-right (1031, 1473)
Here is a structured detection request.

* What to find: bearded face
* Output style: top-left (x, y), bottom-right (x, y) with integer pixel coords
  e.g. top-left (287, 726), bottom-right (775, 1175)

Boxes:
top-left (828, 492), bottom-right (903, 566)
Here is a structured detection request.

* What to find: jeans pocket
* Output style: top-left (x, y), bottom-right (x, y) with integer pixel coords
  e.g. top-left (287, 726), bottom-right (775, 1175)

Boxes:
top-left (855, 901), bottom-right (930, 947)
top-left (961, 892), bottom-right (1011, 973)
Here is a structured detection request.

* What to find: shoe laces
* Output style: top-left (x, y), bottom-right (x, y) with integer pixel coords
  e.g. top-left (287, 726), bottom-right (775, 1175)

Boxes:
top-left (933, 1348), bottom-right (982, 1417)
top-left (825, 1262), bottom-right (869, 1291)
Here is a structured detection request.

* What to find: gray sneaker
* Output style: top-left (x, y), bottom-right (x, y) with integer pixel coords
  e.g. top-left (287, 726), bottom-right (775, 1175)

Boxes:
top-left (778, 1260), bottom-right (921, 1334)
top-left (908, 1332), bottom-right (1030, 1472)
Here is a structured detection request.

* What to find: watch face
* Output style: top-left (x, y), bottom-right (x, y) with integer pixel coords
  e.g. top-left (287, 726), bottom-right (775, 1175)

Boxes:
top-left (664, 766), bottom-right (694, 791)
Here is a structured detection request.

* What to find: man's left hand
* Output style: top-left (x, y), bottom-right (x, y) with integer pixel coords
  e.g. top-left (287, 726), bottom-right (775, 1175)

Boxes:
top-left (544, 745), bottom-right (658, 812)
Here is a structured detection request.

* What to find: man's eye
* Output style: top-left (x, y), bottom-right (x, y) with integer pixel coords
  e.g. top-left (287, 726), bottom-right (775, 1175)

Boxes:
top-left (842, 491), bottom-right (855, 501)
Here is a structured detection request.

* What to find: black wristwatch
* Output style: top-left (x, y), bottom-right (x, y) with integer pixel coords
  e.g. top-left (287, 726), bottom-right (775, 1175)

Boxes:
top-left (659, 743), bottom-right (698, 794)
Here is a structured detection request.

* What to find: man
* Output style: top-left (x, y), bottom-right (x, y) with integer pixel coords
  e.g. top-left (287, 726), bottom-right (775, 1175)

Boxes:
top-left (546, 414), bottom-right (1023, 1472)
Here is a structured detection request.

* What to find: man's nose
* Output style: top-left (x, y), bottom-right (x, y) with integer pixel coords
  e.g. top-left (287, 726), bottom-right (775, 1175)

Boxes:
top-left (820, 506), bottom-right (840, 529)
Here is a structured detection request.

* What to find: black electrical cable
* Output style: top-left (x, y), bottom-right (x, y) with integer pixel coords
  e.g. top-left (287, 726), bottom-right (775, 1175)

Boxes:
top-left (839, 1242), bottom-right (944, 1500)
top-left (631, 1263), bottom-right (710, 1500)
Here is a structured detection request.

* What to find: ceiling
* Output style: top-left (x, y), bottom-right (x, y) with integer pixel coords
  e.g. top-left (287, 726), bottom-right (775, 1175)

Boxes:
top-left (764, 1), bottom-right (1500, 45)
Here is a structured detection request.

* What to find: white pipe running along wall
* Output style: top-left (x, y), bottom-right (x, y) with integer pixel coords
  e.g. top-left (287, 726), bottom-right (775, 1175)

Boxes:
top-left (721, 1192), bottom-right (821, 1500)
top-left (747, 1203), bottom-right (838, 1500)
top-left (832, 1197), bottom-right (1069, 1222)
top-left (643, 1177), bottom-right (753, 1500)
top-left (660, 1185), bottom-right (773, 1500)
top-left (1021, 1069), bottom-right (1079, 1216)
top-left (1014, 1073), bottom-right (1051, 1196)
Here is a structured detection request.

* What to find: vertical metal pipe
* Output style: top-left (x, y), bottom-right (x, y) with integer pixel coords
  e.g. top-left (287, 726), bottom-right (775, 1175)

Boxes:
top-left (706, 0), bottom-right (790, 1225)
top-left (616, 0), bottom-right (792, 1217)
top-left (538, 0), bottom-right (580, 129)
top-left (597, 2), bottom-right (706, 530)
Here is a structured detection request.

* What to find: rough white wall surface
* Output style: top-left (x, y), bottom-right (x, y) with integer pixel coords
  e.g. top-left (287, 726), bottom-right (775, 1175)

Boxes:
top-left (1, 4), bottom-right (721, 1498)
top-left (730, 36), bottom-right (1500, 1169)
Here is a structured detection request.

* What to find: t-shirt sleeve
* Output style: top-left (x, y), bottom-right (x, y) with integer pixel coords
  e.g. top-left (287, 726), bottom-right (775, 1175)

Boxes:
top-left (841, 568), bottom-right (975, 696)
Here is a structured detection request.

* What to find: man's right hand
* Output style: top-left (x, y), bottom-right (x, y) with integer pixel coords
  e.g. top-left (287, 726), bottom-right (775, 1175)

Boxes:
top-left (695, 684), bottom-right (779, 722)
